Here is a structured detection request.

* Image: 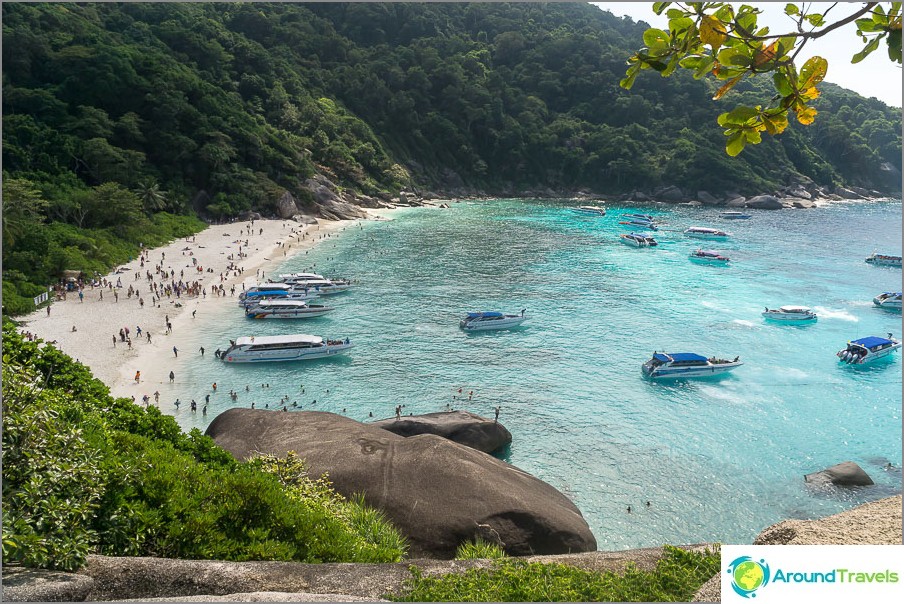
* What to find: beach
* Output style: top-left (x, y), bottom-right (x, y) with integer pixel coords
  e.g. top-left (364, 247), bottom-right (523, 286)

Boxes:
top-left (16, 214), bottom-right (383, 404)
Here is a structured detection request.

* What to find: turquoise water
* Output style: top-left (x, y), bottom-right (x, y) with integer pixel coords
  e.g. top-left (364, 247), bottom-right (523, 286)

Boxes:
top-left (176, 199), bottom-right (902, 549)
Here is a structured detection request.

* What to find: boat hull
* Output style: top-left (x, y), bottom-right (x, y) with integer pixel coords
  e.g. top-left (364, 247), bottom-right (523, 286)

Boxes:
top-left (245, 308), bottom-right (334, 319)
top-left (460, 317), bottom-right (527, 331)
top-left (643, 362), bottom-right (742, 379)
top-left (762, 312), bottom-right (817, 322)
top-left (874, 299), bottom-right (902, 310)
top-left (222, 343), bottom-right (353, 363)
top-left (686, 233), bottom-right (729, 240)
top-left (689, 256), bottom-right (730, 264)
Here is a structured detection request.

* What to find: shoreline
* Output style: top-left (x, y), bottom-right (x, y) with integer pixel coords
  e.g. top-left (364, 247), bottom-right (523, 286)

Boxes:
top-left (17, 209), bottom-right (403, 405)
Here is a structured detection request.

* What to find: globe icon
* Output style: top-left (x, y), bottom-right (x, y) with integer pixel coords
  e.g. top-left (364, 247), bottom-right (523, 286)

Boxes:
top-left (733, 560), bottom-right (765, 592)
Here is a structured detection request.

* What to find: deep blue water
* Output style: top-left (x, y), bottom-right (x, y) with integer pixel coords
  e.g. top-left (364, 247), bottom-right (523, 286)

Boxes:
top-left (175, 199), bottom-right (902, 549)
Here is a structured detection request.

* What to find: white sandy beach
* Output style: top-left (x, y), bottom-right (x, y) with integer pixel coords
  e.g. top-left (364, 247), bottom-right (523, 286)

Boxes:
top-left (16, 213), bottom-right (393, 404)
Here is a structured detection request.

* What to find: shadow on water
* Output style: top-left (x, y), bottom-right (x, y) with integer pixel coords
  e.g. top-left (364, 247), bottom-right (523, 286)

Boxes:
top-left (490, 441), bottom-right (513, 463)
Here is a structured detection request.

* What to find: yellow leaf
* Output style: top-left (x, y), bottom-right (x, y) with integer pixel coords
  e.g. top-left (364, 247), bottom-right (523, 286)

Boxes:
top-left (754, 41), bottom-right (778, 67)
top-left (799, 87), bottom-right (821, 101)
top-left (796, 106), bottom-right (817, 125)
top-left (713, 74), bottom-right (744, 100)
top-left (700, 15), bottom-right (728, 50)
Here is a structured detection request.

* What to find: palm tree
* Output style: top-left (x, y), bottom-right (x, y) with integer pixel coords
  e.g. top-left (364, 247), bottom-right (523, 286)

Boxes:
top-left (136, 180), bottom-right (167, 212)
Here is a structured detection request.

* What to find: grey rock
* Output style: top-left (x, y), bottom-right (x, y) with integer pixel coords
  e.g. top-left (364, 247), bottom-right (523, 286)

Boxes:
top-left (835, 186), bottom-right (864, 199)
top-left (302, 178), bottom-right (368, 220)
top-left (2, 566), bottom-right (95, 602)
top-left (629, 191), bottom-right (651, 202)
top-left (790, 199), bottom-right (816, 209)
top-left (355, 195), bottom-right (382, 209)
top-left (692, 574), bottom-right (721, 602)
top-left (398, 191), bottom-right (412, 205)
top-left (725, 196), bottom-right (747, 207)
top-left (292, 214), bottom-right (319, 225)
top-left (805, 461), bottom-right (874, 487)
top-left (745, 195), bottom-right (784, 210)
top-left (656, 185), bottom-right (684, 202)
top-left (696, 190), bottom-right (722, 205)
top-left (683, 200), bottom-right (704, 207)
top-left (274, 191), bottom-right (299, 219)
top-left (786, 185), bottom-right (812, 200)
top-left (849, 185), bottom-right (873, 197)
top-left (121, 592), bottom-right (386, 602)
top-left (371, 411), bottom-right (511, 454)
top-left (755, 496), bottom-right (902, 545)
top-left (206, 409), bottom-right (597, 558)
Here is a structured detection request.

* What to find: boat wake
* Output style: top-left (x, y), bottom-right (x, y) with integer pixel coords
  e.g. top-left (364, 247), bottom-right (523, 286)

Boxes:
top-left (732, 319), bottom-right (756, 327)
top-left (812, 306), bottom-right (859, 322)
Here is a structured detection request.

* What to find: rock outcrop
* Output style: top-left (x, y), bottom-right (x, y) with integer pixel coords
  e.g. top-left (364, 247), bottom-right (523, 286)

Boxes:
top-left (755, 495), bottom-right (902, 545)
top-left (300, 176), bottom-right (369, 220)
top-left (805, 461), bottom-right (875, 487)
top-left (206, 409), bottom-right (597, 558)
top-left (275, 191), bottom-right (300, 219)
top-left (2, 567), bottom-right (95, 602)
top-left (371, 411), bottom-right (512, 454)
top-left (744, 194), bottom-right (784, 210)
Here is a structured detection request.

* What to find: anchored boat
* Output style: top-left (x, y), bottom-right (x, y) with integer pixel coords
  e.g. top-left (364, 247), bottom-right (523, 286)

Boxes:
top-left (619, 232), bottom-right (658, 247)
top-left (873, 292), bottom-right (902, 310)
top-left (762, 305), bottom-right (817, 322)
top-left (685, 227), bottom-right (730, 240)
top-left (219, 334), bottom-right (353, 363)
top-left (460, 310), bottom-right (527, 331)
top-left (642, 352), bottom-right (742, 379)
top-left (865, 253), bottom-right (902, 268)
top-left (836, 335), bottom-right (901, 365)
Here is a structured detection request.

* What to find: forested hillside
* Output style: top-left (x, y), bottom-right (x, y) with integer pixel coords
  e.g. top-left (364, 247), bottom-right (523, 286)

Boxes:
top-left (2, 2), bottom-right (901, 312)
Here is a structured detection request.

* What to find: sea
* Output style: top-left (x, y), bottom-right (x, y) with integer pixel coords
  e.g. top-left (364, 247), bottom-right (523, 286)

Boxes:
top-left (173, 198), bottom-right (902, 550)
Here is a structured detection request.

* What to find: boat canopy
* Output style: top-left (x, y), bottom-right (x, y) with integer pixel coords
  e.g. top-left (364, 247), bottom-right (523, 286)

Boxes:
top-left (779, 306), bottom-right (811, 312)
top-left (467, 311), bottom-right (503, 319)
top-left (851, 336), bottom-right (893, 349)
top-left (653, 352), bottom-right (708, 362)
top-left (245, 290), bottom-right (289, 297)
top-left (235, 334), bottom-right (323, 346)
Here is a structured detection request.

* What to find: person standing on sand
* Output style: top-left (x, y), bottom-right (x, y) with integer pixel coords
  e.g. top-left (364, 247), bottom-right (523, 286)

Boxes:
top-left (47, 306), bottom-right (51, 317)
top-left (173, 346), bottom-right (178, 357)
top-left (199, 346), bottom-right (205, 356)
top-left (134, 371), bottom-right (140, 383)
top-left (113, 336), bottom-right (117, 348)
top-left (169, 371), bottom-right (175, 383)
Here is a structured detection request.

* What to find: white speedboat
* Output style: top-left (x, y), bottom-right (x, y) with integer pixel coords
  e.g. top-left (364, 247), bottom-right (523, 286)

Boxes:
top-left (836, 334), bottom-right (901, 365)
top-left (873, 292), bottom-right (902, 310)
top-left (219, 334), bottom-right (353, 363)
top-left (244, 299), bottom-right (334, 319)
top-left (689, 249), bottom-right (730, 264)
top-left (619, 232), bottom-right (658, 247)
top-left (762, 305), bottom-right (817, 322)
top-left (685, 227), bottom-right (730, 240)
top-left (642, 352), bottom-right (742, 379)
top-left (238, 291), bottom-right (319, 307)
top-left (239, 284), bottom-right (319, 304)
top-left (569, 205), bottom-right (606, 216)
top-left (460, 310), bottom-right (527, 331)
top-left (865, 253), bottom-right (902, 268)
top-left (273, 277), bottom-right (352, 295)
top-left (622, 213), bottom-right (655, 222)
top-left (720, 211), bottom-right (751, 219)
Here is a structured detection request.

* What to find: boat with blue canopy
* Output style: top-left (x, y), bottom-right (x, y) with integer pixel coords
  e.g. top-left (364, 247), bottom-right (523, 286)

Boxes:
top-left (865, 253), bottom-right (902, 268)
top-left (460, 310), bottom-right (527, 331)
top-left (836, 334), bottom-right (901, 365)
top-left (642, 352), bottom-right (742, 379)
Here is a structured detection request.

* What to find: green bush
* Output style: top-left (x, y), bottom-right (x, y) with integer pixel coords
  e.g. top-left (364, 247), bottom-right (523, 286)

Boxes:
top-left (454, 538), bottom-right (507, 560)
top-left (393, 545), bottom-right (720, 602)
top-left (1, 321), bottom-right (407, 569)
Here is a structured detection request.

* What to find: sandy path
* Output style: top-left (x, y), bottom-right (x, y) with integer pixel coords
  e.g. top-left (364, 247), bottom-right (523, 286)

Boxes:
top-left (16, 213), bottom-right (395, 402)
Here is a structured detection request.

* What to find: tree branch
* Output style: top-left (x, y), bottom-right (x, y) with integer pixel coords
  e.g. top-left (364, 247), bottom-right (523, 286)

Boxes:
top-left (732, 2), bottom-right (878, 42)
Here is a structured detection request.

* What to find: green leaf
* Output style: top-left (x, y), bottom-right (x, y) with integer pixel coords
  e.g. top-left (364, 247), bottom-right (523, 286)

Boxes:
top-left (773, 71), bottom-right (794, 96)
top-left (744, 128), bottom-right (762, 144)
top-left (717, 105), bottom-right (759, 126)
top-left (693, 56), bottom-right (715, 79)
top-left (725, 130), bottom-right (746, 156)
top-left (666, 8), bottom-right (686, 19)
top-left (643, 28), bottom-right (671, 50)
top-left (799, 55), bottom-right (828, 88)
top-left (805, 13), bottom-right (825, 27)
top-left (784, 4), bottom-right (799, 16)
top-left (776, 36), bottom-right (797, 58)
top-left (856, 18), bottom-right (881, 33)
top-left (653, 2), bottom-right (672, 15)
top-left (888, 29), bottom-right (903, 62)
top-left (852, 36), bottom-right (882, 63)
top-left (668, 16), bottom-right (695, 34)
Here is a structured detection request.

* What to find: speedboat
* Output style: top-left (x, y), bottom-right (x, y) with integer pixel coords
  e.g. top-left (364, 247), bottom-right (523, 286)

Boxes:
top-left (619, 232), bottom-right (658, 247)
top-left (244, 299), bottom-right (334, 319)
top-left (689, 249), bottom-right (730, 264)
top-left (460, 310), bottom-right (527, 331)
top-left (642, 352), bottom-right (742, 379)
top-left (219, 334), bottom-right (353, 363)
top-left (720, 211), bottom-right (751, 219)
top-left (762, 305), bottom-right (818, 322)
top-left (685, 227), bottom-right (730, 240)
top-left (272, 276), bottom-right (352, 295)
top-left (873, 292), bottom-right (902, 310)
top-left (238, 291), bottom-right (319, 307)
top-left (836, 334), bottom-right (901, 365)
top-left (569, 205), bottom-right (606, 216)
top-left (622, 213), bottom-right (655, 222)
top-left (865, 253), bottom-right (902, 268)
top-left (619, 220), bottom-right (658, 231)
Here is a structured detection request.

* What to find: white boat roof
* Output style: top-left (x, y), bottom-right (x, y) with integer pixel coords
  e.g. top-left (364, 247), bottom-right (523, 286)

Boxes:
top-left (235, 334), bottom-right (322, 346)
top-left (253, 300), bottom-right (310, 307)
top-left (686, 227), bottom-right (726, 233)
top-left (779, 305), bottom-right (811, 312)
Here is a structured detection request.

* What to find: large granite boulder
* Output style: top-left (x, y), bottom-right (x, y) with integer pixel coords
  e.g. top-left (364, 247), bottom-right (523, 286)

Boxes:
top-left (725, 196), bottom-right (748, 207)
top-left (696, 190), bottom-right (722, 205)
top-left (371, 411), bottom-right (512, 454)
top-left (805, 461), bottom-right (874, 487)
top-left (835, 186), bottom-right (864, 199)
top-left (755, 496), bottom-right (902, 545)
top-left (206, 409), bottom-right (597, 558)
top-left (745, 195), bottom-right (784, 210)
top-left (275, 192), bottom-right (300, 219)
top-left (655, 185), bottom-right (684, 202)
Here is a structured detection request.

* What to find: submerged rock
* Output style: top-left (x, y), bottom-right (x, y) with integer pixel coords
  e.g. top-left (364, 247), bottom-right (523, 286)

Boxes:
top-left (805, 461), bottom-right (874, 487)
top-left (371, 411), bottom-right (511, 453)
top-left (206, 409), bottom-right (597, 558)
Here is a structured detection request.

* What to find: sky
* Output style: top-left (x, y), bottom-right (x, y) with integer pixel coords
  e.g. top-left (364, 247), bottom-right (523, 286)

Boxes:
top-left (594, 1), bottom-right (903, 107)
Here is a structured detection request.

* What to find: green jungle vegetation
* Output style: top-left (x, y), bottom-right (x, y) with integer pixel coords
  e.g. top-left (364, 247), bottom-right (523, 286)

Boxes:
top-left (1, 320), bottom-right (408, 571)
top-left (393, 545), bottom-right (721, 602)
top-left (3, 1), bottom-right (901, 312)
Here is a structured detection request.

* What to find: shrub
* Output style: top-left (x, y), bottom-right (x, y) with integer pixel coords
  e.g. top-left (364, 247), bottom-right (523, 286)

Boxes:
top-left (454, 538), bottom-right (507, 560)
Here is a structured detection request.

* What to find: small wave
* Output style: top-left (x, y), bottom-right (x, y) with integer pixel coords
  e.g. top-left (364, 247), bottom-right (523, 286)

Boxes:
top-left (700, 300), bottom-right (733, 313)
top-left (732, 319), bottom-right (755, 327)
top-left (813, 306), bottom-right (859, 322)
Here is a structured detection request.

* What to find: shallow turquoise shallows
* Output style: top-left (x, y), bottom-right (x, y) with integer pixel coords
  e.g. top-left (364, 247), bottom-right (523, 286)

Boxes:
top-left (176, 199), bottom-right (902, 549)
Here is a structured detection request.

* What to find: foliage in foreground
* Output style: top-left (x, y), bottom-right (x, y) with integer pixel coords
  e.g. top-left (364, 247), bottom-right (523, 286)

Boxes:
top-left (1, 322), bottom-right (407, 570)
top-left (394, 545), bottom-right (719, 602)
top-left (454, 538), bottom-right (508, 560)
